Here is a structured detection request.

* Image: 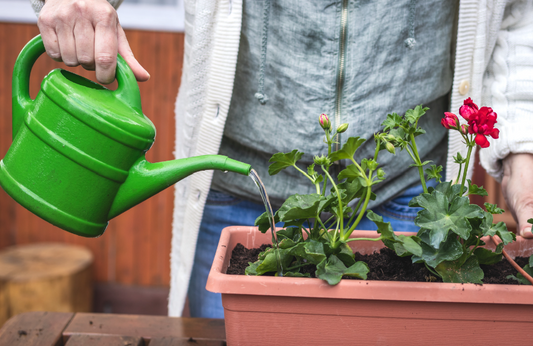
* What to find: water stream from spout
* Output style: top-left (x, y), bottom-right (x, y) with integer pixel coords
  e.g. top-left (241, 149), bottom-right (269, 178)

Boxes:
top-left (249, 168), bottom-right (283, 276)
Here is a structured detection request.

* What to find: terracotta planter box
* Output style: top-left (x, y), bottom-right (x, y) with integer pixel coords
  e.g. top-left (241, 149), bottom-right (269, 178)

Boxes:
top-left (206, 226), bottom-right (533, 345)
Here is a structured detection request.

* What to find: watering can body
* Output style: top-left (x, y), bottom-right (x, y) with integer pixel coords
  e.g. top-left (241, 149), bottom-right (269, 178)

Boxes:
top-left (0, 35), bottom-right (251, 238)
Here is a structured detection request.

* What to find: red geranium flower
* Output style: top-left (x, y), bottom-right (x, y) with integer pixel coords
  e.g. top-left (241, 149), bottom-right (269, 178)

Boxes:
top-left (442, 98), bottom-right (500, 148)
top-left (467, 106), bottom-right (499, 148)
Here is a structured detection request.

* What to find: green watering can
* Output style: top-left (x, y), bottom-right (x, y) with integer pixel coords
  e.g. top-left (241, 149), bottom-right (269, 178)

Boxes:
top-left (0, 35), bottom-right (251, 238)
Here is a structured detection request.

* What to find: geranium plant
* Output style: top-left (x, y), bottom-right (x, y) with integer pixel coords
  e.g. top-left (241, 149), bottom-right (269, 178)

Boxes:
top-left (247, 99), bottom-right (515, 285)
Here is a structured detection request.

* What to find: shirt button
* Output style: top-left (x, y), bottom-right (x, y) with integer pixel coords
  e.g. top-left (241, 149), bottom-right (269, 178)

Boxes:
top-left (459, 80), bottom-right (470, 95)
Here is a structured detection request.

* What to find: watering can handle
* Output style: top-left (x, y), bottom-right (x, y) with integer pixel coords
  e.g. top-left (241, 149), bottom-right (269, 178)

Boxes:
top-left (12, 34), bottom-right (141, 140)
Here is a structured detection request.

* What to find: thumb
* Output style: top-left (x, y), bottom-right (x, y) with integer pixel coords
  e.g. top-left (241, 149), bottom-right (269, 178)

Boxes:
top-left (516, 218), bottom-right (533, 239)
top-left (516, 209), bottom-right (533, 239)
top-left (117, 25), bottom-right (150, 82)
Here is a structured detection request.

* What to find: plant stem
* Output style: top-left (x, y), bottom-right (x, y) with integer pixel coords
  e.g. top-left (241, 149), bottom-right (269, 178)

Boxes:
top-left (322, 166), bottom-right (344, 243)
top-left (343, 186), bottom-right (372, 241)
top-left (347, 190), bottom-right (366, 227)
top-left (459, 143), bottom-right (474, 196)
top-left (292, 165), bottom-right (315, 184)
top-left (424, 263), bottom-right (442, 278)
top-left (455, 163), bottom-right (463, 184)
top-left (345, 237), bottom-right (383, 242)
top-left (316, 216), bottom-right (332, 242)
top-left (410, 133), bottom-right (427, 193)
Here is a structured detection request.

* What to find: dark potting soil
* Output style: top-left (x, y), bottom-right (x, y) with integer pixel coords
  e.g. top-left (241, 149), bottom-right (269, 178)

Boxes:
top-left (227, 243), bottom-right (529, 285)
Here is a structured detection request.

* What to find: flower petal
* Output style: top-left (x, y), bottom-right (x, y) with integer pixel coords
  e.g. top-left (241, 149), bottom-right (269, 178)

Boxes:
top-left (475, 133), bottom-right (490, 148)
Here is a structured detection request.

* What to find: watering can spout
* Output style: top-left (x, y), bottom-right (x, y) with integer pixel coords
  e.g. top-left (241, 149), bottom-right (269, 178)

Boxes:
top-left (107, 155), bottom-right (251, 219)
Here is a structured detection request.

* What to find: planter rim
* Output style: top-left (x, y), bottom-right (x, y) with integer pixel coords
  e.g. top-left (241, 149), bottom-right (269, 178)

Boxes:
top-left (206, 226), bottom-right (533, 305)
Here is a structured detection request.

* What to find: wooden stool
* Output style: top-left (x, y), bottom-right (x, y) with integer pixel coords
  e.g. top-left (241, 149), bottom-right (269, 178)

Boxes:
top-left (0, 243), bottom-right (93, 326)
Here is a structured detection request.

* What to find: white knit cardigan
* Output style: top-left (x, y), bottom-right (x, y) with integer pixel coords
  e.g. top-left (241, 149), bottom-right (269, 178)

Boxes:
top-left (28, 0), bottom-right (533, 316)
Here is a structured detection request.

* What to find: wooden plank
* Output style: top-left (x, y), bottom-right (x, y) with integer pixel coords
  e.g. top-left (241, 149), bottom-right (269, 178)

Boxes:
top-left (150, 336), bottom-right (226, 346)
top-left (63, 313), bottom-right (225, 342)
top-left (64, 335), bottom-right (143, 346)
top-left (0, 311), bottom-right (73, 346)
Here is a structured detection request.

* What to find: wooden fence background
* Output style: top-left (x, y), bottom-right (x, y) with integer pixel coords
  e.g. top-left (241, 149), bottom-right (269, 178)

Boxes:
top-left (0, 22), bottom-right (516, 297)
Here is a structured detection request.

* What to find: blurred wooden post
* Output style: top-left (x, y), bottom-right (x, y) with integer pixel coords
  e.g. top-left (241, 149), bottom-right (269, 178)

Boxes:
top-left (0, 243), bottom-right (93, 326)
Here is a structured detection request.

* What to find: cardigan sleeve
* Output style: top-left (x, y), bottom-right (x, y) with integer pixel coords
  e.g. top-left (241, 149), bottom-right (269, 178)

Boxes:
top-left (30, 0), bottom-right (124, 17)
top-left (480, 1), bottom-right (533, 182)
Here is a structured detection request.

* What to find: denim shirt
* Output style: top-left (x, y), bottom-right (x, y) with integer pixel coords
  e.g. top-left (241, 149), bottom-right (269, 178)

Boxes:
top-left (212, 0), bottom-right (458, 208)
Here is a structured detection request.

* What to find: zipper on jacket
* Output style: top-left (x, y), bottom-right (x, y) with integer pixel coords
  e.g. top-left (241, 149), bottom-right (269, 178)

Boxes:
top-left (335, 0), bottom-right (349, 153)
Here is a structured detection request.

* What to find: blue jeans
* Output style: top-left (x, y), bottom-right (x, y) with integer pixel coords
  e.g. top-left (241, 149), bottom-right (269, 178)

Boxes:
top-left (187, 183), bottom-right (432, 318)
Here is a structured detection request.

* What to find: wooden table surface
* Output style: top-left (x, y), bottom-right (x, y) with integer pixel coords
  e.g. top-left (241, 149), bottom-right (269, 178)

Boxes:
top-left (0, 311), bottom-right (226, 346)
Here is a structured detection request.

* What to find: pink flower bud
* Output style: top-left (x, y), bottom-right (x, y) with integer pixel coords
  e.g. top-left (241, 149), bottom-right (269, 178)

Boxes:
top-left (441, 112), bottom-right (459, 130)
top-left (319, 113), bottom-right (331, 130)
top-left (460, 124), bottom-right (468, 135)
top-left (459, 97), bottom-right (479, 121)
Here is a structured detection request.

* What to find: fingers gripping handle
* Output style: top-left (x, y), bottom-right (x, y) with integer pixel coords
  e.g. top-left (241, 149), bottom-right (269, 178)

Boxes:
top-left (11, 35), bottom-right (142, 141)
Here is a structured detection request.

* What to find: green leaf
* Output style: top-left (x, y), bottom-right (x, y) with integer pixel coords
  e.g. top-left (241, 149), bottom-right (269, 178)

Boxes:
top-left (289, 240), bottom-right (326, 265)
top-left (485, 203), bottom-right (505, 215)
top-left (336, 179), bottom-right (365, 204)
top-left (361, 158), bottom-right (378, 171)
top-left (404, 105), bottom-right (429, 124)
top-left (474, 247), bottom-right (502, 265)
top-left (316, 256), bottom-right (345, 285)
top-left (336, 242), bottom-right (356, 267)
top-left (381, 113), bottom-right (403, 131)
top-left (434, 181), bottom-right (462, 201)
top-left (425, 164), bottom-right (443, 183)
top-left (245, 247), bottom-right (293, 276)
top-left (414, 190), bottom-right (484, 248)
top-left (507, 255), bottom-right (533, 285)
top-left (307, 163), bottom-right (324, 185)
top-left (316, 255), bottom-right (368, 285)
top-left (367, 210), bottom-right (422, 257)
top-left (276, 227), bottom-right (301, 242)
top-left (343, 261), bottom-right (369, 280)
top-left (338, 165), bottom-right (363, 181)
top-left (268, 150), bottom-right (304, 175)
top-left (255, 211), bottom-right (280, 233)
top-left (277, 194), bottom-right (325, 222)
top-left (278, 238), bottom-right (297, 249)
top-left (467, 180), bottom-right (488, 196)
top-left (395, 235), bottom-right (423, 257)
top-left (245, 260), bottom-right (261, 275)
top-left (507, 267), bottom-right (533, 285)
top-left (479, 212), bottom-right (515, 244)
top-left (329, 137), bottom-right (366, 162)
top-left (436, 255), bottom-right (484, 284)
top-left (412, 234), bottom-right (463, 268)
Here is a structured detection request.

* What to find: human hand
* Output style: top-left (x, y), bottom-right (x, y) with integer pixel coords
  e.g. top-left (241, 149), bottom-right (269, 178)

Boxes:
top-left (501, 153), bottom-right (533, 239)
top-left (37, 0), bottom-right (150, 84)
